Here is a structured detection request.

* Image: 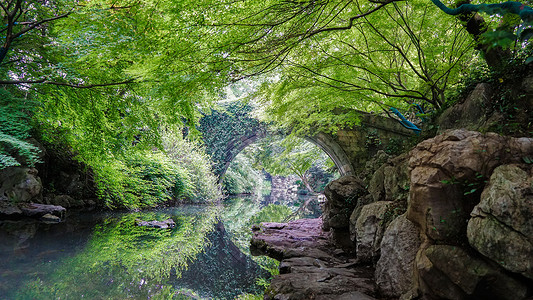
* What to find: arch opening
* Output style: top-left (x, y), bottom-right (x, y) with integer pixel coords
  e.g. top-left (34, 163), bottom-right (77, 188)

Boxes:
top-left (217, 132), bottom-right (354, 185)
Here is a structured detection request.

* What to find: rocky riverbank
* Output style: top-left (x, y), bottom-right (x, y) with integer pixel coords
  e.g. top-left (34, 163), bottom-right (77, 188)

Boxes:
top-left (251, 218), bottom-right (377, 299)
top-left (251, 129), bottom-right (533, 300)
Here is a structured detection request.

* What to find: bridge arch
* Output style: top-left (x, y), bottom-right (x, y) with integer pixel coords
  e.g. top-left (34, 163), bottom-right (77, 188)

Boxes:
top-left (217, 131), bottom-right (355, 184)
top-left (199, 102), bottom-right (415, 185)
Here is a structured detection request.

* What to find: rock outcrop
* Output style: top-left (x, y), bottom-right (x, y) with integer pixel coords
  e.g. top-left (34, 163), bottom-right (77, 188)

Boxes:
top-left (467, 164), bottom-right (533, 279)
top-left (436, 83), bottom-right (495, 132)
top-left (408, 129), bottom-right (533, 244)
top-left (322, 175), bottom-right (366, 231)
top-left (0, 167), bottom-right (42, 203)
top-left (252, 129), bottom-right (533, 300)
top-left (418, 245), bottom-right (529, 300)
top-left (407, 130), bottom-right (533, 299)
top-left (0, 201), bottom-right (66, 220)
top-left (323, 175), bottom-right (367, 249)
top-left (368, 153), bottom-right (409, 203)
top-left (251, 218), bottom-right (377, 300)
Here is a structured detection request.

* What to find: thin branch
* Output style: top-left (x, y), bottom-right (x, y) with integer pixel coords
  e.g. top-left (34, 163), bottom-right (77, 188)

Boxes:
top-left (0, 78), bottom-right (137, 88)
top-left (13, 12), bottom-right (71, 39)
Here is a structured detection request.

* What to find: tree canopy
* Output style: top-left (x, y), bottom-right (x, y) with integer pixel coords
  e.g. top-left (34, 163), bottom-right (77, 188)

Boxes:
top-left (1, 0), bottom-right (531, 207)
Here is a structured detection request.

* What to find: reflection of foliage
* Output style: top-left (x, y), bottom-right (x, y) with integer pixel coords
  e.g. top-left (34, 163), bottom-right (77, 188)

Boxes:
top-left (17, 207), bottom-right (219, 299)
top-left (220, 198), bottom-right (289, 297)
top-left (222, 199), bottom-right (291, 271)
top-left (249, 204), bottom-right (292, 225)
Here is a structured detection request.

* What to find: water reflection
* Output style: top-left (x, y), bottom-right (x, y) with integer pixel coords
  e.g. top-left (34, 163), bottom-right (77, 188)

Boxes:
top-left (0, 196), bottom-right (316, 299)
top-left (0, 204), bottom-right (271, 299)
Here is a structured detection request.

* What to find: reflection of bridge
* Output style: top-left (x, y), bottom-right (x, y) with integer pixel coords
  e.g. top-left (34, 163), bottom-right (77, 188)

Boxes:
top-left (199, 103), bottom-right (414, 183)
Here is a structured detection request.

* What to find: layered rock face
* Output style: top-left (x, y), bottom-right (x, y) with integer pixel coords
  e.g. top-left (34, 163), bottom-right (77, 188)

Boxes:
top-left (263, 129), bottom-right (533, 300)
top-left (251, 218), bottom-right (378, 300)
top-left (322, 175), bottom-right (367, 250)
top-left (407, 130), bottom-right (533, 299)
top-left (467, 164), bottom-right (533, 280)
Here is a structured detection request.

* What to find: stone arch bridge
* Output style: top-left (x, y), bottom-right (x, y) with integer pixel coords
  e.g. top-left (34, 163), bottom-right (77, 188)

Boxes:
top-left (199, 103), bottom-right (415, 183)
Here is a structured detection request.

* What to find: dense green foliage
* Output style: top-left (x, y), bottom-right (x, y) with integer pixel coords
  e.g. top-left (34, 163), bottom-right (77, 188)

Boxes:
top-left (1, 0), bottom-right (224, 208)
top-left (223, 153), bottom-right (270, 195)
top-left (0, 89), bottom-right (41, 168)
top-left (1, 0), bottom-right (531, 208)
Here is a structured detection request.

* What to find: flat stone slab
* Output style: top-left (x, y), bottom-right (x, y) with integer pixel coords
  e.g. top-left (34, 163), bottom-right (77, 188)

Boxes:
top-left (251, 218), bottom-right (377, 300)
top-left (135, 218), bottom-right (176, 229)
top-left (0, 201), bottom-right (66, 221)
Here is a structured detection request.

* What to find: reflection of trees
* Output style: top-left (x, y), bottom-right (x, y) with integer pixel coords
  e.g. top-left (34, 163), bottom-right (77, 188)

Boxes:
top-left (175, 221), bottom-right (268, 299)
top-left (18, 207), bottom-right (219, 299)
top-left (220, 197), bottom-right (291, 276)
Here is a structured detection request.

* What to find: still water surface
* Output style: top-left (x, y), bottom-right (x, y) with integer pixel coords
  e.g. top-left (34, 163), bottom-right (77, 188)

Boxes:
top-left (0, 198), bottom-right (271, 299)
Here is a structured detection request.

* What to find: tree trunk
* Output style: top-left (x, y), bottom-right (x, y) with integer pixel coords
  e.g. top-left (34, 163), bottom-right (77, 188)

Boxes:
top-left (455, 0), bottom-right (512, 69)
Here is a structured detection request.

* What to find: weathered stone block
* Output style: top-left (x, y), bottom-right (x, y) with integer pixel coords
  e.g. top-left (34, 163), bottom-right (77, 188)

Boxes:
top-left (375, 214), bottom-right (420, 298)
top-left (418, 245), bottom-right (528, 300)
top-left (323, 175), bottom-right (366, 231)
top-left (355, 201), bottom-right (392, 262)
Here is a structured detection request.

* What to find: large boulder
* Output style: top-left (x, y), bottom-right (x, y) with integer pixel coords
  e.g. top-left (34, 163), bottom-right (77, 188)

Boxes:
top-left (0, 167), bottom-right (42, 203)
top-left (323, 175), bottom-right (366, 231)
top-left (417, 245), bottom-right (529, 300)
top-left (467, 164), bottom-right (533, 279)
top-left (436, 83), bottom-right (496, 132)
top-left (375, 214), bottom-right (420, 298)
top-left (354, 201), bottom-right (392, 262)
top-left (408, 130), bottom-right (533, 244)
top-left (368, 153), bottom-right (410, 203)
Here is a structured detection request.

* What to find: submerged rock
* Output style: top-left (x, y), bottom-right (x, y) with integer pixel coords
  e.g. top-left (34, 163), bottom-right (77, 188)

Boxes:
top-left (40, 213), bottom-right (61, 223)
top-left (135, 218), bottom-right (176, 229)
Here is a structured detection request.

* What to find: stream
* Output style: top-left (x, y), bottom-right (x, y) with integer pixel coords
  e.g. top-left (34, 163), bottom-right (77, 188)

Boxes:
top-left (0, 197), bottom-right (278, 299)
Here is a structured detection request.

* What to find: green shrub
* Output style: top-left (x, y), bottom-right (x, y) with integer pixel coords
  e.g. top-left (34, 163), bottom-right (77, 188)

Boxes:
top-left (90, 147), bottom-right (210, 209)
top-left (223, 154), bottom-right (268, 195)
top-left (161, 129), bottom-right (222, 203)
top-left (0, 89), bottom-right (41, 168)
